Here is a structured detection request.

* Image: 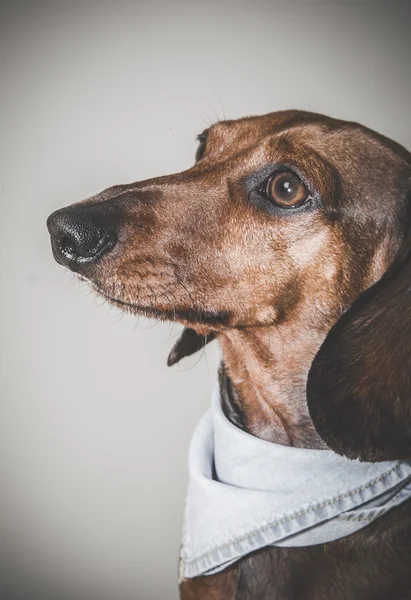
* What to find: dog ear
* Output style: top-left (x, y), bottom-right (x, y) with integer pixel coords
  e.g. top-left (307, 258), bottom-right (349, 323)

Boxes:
top-left (167, 328), bottom-right (215, 366)
top-left (307, 239), bottom-right (411, 462)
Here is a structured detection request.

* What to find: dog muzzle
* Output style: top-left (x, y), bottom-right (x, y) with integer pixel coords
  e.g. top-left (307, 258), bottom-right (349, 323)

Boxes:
top-left (180, 388), bottom-right (411, 580)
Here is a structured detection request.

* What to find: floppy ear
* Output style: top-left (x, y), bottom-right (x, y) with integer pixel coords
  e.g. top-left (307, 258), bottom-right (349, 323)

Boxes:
top-left (307, 239), bottom-right (411, 462)
top-left (167, 328), bottom-right (215, 366)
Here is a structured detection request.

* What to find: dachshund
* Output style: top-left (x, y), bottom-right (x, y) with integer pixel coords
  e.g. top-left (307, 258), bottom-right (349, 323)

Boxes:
top-left (47, 110), bottom-right (411, 600)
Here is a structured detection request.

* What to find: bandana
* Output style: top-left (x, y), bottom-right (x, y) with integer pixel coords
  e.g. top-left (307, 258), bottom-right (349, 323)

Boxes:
top-left (180, 388), bottom-right (411, 580)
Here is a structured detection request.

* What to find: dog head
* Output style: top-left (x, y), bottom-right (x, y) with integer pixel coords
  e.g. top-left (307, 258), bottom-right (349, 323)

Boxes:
top-left (47, 110), bottom-right (411, 461)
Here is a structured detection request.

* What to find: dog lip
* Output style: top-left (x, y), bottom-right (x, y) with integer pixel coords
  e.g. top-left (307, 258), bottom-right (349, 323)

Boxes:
top-left (89, 289), bottom-right (231, 326)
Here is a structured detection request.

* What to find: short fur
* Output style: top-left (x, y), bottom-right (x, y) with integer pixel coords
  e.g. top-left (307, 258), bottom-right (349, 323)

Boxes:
top-left (47, 111), bottom-right (411, 599)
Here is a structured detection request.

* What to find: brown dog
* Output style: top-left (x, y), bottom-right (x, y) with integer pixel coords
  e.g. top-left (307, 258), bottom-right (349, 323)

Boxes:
top-left (47, 111), bottom-right (411, 599)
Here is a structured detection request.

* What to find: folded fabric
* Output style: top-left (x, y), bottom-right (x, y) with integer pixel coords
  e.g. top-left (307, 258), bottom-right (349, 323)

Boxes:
top-left (180, 388), bottom-right (411, 580)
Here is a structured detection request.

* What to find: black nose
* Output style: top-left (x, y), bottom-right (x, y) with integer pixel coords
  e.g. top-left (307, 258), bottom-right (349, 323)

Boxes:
top-left (47, 205), bottom-right (117, 269)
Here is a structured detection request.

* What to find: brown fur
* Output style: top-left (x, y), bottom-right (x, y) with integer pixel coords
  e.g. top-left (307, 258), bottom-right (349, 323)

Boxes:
top-left (47, 110), bottom-right (411, 599)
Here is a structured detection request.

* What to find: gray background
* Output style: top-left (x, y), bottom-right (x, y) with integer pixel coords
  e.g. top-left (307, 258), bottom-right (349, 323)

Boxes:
top-left (0, 1), bottom-right (410, 599)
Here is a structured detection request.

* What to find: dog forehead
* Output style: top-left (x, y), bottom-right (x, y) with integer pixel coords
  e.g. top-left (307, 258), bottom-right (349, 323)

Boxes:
top-left (212, 113), bottom-right (409, 192)
top-left (204, 111), bottom-right (348, 163)
top-left (210, 110), bottom-right (340, 141)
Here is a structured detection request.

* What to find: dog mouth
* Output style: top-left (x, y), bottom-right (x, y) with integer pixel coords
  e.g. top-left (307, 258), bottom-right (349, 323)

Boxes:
top-left (106, 295), bottom-right (230, 326)
top-left (80, 276), bottom-right (231, 327)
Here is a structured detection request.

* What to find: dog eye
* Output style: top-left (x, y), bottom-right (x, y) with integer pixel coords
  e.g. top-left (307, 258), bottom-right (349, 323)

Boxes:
top-left (195, 134), bottom-right (207, 162)
top-left (265, 171), bottom-right (310, 208)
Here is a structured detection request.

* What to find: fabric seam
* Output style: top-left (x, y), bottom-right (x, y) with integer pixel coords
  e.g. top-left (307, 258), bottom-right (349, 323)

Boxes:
top-left (185, 463), bottom-right (400, 565)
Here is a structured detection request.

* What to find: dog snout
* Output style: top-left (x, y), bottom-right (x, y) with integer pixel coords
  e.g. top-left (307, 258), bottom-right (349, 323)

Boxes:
top-left (47, 204), bottom-right (117, 269)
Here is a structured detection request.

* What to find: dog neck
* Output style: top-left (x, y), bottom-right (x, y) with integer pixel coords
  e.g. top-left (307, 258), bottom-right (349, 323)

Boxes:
top-left (218, 322), bottom-right (329, 448)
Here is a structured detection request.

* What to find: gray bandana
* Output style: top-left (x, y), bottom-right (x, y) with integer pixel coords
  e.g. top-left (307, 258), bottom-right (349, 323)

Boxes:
top-left (180, 388), bottom-right (411, 580)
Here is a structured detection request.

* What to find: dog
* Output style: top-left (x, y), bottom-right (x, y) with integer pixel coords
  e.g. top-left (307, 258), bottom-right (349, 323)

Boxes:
top-left (47, 110), bottom-right (411, 600)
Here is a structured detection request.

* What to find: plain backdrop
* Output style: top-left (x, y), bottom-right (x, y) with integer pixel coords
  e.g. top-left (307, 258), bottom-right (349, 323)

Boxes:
top-left (1, 1), bottom-right (410, 599)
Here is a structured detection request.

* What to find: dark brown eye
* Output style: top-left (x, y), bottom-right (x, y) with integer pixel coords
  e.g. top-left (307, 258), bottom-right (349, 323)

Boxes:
top-left (266, 171), bottom-right (309, 208)
top-left (195, 134), bottom-right (207, 162)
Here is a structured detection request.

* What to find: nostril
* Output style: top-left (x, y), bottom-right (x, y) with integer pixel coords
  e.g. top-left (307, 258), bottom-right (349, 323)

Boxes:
top-left (47, 207), bottom-right (117, 268)
top-left (74, 232), bottom-right (116, 263)
top-left (58, 235), bottom-right (78, 261)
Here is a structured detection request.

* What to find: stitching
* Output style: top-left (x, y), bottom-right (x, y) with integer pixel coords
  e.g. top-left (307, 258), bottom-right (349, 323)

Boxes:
top-left (185, 464), bottom-right (401, 565)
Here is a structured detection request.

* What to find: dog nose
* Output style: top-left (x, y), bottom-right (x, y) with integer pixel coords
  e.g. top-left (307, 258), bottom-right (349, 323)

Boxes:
top-left (47, 205), bottom-right (117, 268)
